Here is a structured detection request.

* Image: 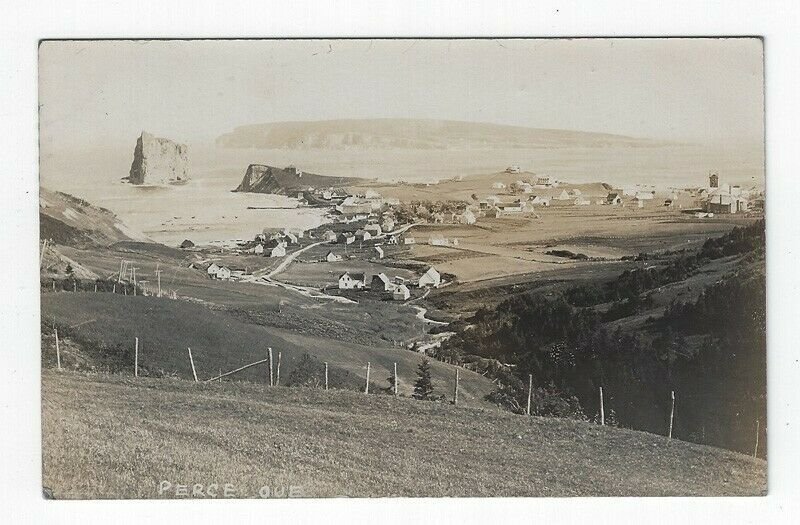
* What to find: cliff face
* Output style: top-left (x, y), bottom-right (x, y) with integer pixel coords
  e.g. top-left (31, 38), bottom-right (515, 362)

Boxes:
top-left (234, 164), bottom-right (361, 194)
top-left (127, 131), bottom-right (189, 185)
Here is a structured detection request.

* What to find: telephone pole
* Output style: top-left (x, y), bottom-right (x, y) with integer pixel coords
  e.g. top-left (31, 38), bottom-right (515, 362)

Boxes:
top-left (154, 264), bottom-right (163, 298)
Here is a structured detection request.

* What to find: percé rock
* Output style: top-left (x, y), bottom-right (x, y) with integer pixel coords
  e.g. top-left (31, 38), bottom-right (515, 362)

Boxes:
top-left (127, 131), bottom-right (189, 185)
top-left (233, 164), bottom-right (361, 194)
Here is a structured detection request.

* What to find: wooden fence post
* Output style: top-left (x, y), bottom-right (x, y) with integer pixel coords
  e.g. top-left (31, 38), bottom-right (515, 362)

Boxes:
top-left (73, 281), bottom-right (77, 292)
top-left (188, 347), bottom-right (198, 382)
top-left (754, 419), bottom-right (760, 458)
top-left (453, 368), bottom-right (459, 406)
top-left (324, 362), bottom-right (329, 390)
top-left (668, 390), bottom-right (675, 439)
top-left (276, 351), bottom-right (282, 386)
top-left (526, 374), bottom-right (533, 416)
top-left (599, 387), bottom-right (605, 426)
top-left (94, 284), bottom-right (98, 293)
top-left (365, 362), bottom-right (371, 394)
top-left (393, 362), bottom-right (398, 397)
top-left (54, 328), bottom-right (61, 371)
top-left (134, 337), bottom-right (139, 378)
top-left (268, 347), bottom-right (274, 386)
top-left (113, 283), bottom-right (116, 294)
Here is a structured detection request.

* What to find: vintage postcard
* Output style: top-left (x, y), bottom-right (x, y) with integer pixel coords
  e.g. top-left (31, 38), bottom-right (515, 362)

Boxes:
top-left (39, 38), bottom-right (765, 498)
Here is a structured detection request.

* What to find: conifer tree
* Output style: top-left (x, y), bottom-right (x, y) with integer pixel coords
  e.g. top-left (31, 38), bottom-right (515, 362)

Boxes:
top-left (413, 357), bottom-right (434, 400)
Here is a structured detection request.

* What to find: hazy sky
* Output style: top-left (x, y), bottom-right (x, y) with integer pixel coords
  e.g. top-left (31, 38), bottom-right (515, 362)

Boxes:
top-left (39, 38), bottom-right (764, 149)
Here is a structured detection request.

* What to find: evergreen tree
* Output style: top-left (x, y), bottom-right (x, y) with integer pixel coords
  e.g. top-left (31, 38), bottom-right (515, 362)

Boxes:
top-left (413, 358), bottom-right (434, 400)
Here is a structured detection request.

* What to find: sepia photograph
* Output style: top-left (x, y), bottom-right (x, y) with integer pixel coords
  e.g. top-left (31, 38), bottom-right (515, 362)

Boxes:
top-left (37, 37), bottom-right (767, 499)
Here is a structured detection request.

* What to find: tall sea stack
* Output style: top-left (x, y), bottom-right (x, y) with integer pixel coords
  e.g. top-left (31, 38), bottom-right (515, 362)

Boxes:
top-left (127, 131), bottom-right (189, 185)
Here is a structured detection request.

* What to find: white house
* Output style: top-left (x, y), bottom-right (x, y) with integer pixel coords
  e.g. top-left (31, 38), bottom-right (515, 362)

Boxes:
top-left (338, 272), bottom-right (366, 290)
top-left (460, 209), bottom-right (477, 225)
top-left (556, 189), bottom-right (571, 200)
top-left (371, 272), bottom-right (394, 292)
top-left (326, 251), bottom-right (342, 262)
top-left (214, 266), bottom-right (232, 280)
top-left (606, 193), bottom-right (622, 205)
top-left (381, 217), bottom-right (396, 232)
top-left (322, 230), bottom-right (338, 242)
top-left (283, 232), bottom-right (298, 244)
top-left (486, 195), bottom-right (503, 205)
top-left (393, 284), bottom-right (411, 301)
top-left (365, 223), bottom-right (382, 236)
top-left (529, 195), bottom-right (551, 206)
top-left (206, 263), bottom-right (220, 277)
top-left (356, 229), bottom-right (372, 241)
top-left (535, 175), bottom-right (551, 186)
top-left (253, 244), bottom-right (265, 255)
top-left (418, 266), bottom-right (441, 288)
top-left (339, 233), bottom-right (356, 245)
top-left (270, 244), bottom-right (287, 258)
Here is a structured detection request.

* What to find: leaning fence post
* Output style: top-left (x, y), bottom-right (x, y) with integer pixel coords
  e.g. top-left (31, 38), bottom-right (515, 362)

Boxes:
top-left (268, 347), bottom-right (274, 386)
top-left (134, 337), bottom-right (139, 378)
top-left (276, 351), bottom-right (282, 386)
top-left (453, 368), bottom-right (460, 406)
top-left (526, 374), bottom-right (533, 416)
top-left (754, 419), bottom-right (760, 458)
top-left (364, 362), bottom-right (371, 394)
top-left (324, 362), bottom-right (329, 390)
top-left (54, 328), bottom-right (61, 371)
top-left (668, 390), bottom-right (675, 439)
top-left (599, 387), bottom-right (605, 426)
top-left (393, 362), bottom-right (398, 397)
top-left (188, 347), bottom-right (198, 382)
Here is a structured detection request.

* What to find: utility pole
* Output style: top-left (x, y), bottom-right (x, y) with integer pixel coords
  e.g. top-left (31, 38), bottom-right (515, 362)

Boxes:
top-left (130, 266), bottom-right (139, 296)
top-left (40, 239), bottom-right (48, 269)
top-left (155, 264), bottom-right (163, 298)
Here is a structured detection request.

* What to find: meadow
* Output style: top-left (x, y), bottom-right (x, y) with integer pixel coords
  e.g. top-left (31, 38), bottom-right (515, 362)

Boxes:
top-left (42, 370), bottom-right (766, 498)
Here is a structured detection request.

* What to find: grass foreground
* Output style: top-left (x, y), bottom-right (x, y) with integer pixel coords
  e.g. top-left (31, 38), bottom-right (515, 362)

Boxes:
top-left (42, 370), bottom-right (766, 498)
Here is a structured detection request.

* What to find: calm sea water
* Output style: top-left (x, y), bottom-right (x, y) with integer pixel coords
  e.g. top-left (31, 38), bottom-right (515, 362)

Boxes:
top-left (40, 142), bottom-right (764, 246)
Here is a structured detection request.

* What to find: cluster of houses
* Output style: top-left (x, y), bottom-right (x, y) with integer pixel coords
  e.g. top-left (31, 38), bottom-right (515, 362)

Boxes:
top-left (244, 229), bottom-right (305, 258)
top-left (698, 173), bottom-right (751, 214)
top-left (337, 266), bottom-right (441, 301)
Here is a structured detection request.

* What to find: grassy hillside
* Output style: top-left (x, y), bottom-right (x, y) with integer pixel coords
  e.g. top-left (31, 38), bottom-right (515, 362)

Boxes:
top-left (39, 188), bottom-right (147, 247)
top-left (42, 370), bottom-right (765, 498)
top-left (41, 292), bottom-right (494, 405)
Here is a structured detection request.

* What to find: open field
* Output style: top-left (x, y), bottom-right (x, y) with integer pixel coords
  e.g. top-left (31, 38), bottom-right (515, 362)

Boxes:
top-left (399, 209), bottom-right (752, 284)
top-left (41, 292), bottom-right (494, 405)
top-left (42, 370), bottom-right (766, 498)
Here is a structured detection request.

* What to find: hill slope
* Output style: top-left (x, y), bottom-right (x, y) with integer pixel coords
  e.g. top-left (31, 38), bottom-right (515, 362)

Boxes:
top-left (42, 370), bottom-right (765, 498)
top-left (40, 187), bottom-right (147, 247)
top-left (41, 292), bottom-right (494, 405)
top-left (216, 119), bottom-right (667, 150)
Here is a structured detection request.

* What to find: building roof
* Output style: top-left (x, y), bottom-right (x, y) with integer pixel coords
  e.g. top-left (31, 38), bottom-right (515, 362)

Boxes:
top-left (339, 272), bottom-right (365, 281)
top-left (373, 273), bottom-right (391, 285)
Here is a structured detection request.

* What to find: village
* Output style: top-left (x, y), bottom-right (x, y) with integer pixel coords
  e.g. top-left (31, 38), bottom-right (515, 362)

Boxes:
top-left (181, 165), bottom-right (762, 309)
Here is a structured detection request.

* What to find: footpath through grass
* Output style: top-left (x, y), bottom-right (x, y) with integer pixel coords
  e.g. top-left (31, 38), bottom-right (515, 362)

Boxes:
top-left (42, 370), bottom-right (765, 498)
